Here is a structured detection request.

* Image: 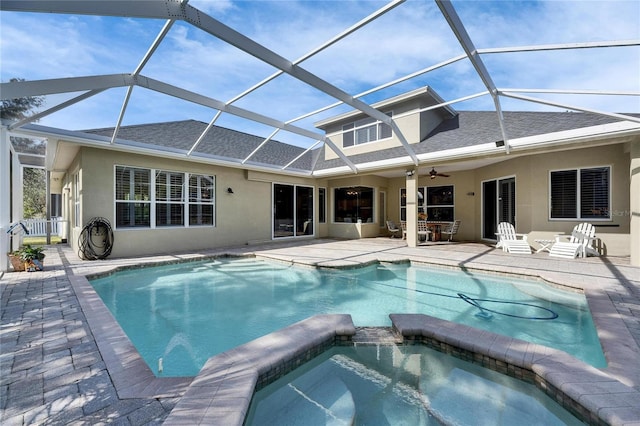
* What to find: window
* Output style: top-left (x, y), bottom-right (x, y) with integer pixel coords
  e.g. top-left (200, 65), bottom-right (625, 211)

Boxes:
top-left (550, 167), bottom-right (610, 219)
top-left (115, 166), bottom-right (215, 228)
top-left (334, 186), bottom-right (374, 223)
top-left (342, 112), bottom-right (393, 147)
top-left (156, 170), bottom-right (184, 227)
top-left (426, 185), bottom-right (454, 221)
top-left (74, 173), bottom-right (80, 227)
top-left (115, 166), bottom-right (151, 228)
top-left (318, 187), bottom-right (326, 223)
top-left (400, 185), bottom-right (454, 221)
top-left (188, 174), bottom-right (215, 226)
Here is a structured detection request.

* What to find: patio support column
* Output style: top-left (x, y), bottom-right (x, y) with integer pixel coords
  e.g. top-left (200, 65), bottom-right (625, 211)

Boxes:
top-left (0, 126), bottom-right (10, 272)
top-left (406, 170), bottom-right (418, 247)
top-left (631, 140), bottom-right (640, 267)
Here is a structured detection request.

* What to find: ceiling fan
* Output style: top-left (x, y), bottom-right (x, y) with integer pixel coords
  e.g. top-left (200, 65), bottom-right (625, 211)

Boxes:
top-left (429, 167), bottom-right (450, 179)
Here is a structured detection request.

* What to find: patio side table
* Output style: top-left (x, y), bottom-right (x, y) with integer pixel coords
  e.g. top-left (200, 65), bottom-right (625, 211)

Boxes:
top-left (534, 239), bottom-right (554, 253)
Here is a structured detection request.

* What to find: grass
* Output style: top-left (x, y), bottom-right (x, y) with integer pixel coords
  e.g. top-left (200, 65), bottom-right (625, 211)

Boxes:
top-left (22, 236), bottom-right (63, 245)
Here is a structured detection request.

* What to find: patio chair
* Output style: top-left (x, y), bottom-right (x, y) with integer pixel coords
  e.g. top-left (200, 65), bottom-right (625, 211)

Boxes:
top-left (400, 220), bottom-right (407, 239)
top-left (441, 220), bottom-right (461, 242)
top-left (495, 222), bottom-right (531, 254)
top-left (551, 223), bottom-right (599, 258)
top-left (417, 221), bottom-right (431, 243)
top-left (386, 220), bottom-right (402, 238)
top-left (548, 242), bottom-right (583, 259)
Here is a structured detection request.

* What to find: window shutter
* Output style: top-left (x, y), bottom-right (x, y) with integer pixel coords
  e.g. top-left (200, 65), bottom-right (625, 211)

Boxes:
top-left (580, 167), bottom-right (610, 218)
top-left (550, 170), bottom-right (577, 218)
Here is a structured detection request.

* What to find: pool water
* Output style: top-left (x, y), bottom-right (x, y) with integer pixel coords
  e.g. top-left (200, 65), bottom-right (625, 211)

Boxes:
top-left (245, 345), bottom-right (583, 426)
top-left (90, 257), bottom-right (606, 376)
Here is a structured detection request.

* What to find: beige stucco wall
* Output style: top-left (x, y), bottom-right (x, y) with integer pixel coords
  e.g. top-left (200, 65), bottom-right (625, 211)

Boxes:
top-left (322, 103), bottom-right (445, 161)
top-left (383, 170), bottom-right (477, 242)
top-left (58, 138), bottom-right (633, 259)
top-left (66, 147), bottom-right (316, 258)
top-left (325, 174), bottom-right (389, 239)
top-left (473, 144), bottom-right (631, 256)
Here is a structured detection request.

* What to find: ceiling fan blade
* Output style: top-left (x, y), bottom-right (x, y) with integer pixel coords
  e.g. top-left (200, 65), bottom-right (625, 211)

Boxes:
top-left (437, 173), bottom-right (450, 177)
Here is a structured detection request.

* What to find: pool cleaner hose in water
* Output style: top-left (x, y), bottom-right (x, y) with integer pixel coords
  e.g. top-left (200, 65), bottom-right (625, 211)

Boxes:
top-left (78, 217), bottom-right (114, 260)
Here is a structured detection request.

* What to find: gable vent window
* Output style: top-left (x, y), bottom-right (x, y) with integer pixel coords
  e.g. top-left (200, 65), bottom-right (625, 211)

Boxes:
top-left (342, 111), bottom-right (393, 147)
top-left (550, 166), bottom-right (610, 220)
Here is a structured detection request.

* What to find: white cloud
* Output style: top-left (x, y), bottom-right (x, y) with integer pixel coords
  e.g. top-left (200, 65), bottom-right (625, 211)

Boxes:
top-left (1, 1), bottom-right (638, 136)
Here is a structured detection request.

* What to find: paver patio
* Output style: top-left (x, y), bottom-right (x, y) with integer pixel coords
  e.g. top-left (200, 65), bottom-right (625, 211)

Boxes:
top-left (1, 239), bottom-right (639, 424)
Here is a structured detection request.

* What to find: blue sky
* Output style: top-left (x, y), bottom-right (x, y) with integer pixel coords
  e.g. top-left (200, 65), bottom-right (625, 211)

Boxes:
top-left (1, 0), bottom-right (639, 147)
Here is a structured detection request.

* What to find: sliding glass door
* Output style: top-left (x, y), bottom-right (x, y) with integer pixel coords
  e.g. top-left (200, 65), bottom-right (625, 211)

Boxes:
top-left (273, 183), bottom-right (314, 238)
top-left (482, 177), bottom-right (516, 240)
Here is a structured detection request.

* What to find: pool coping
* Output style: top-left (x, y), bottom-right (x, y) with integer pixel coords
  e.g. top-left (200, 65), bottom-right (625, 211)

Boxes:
top-left (391, 314), bottom-right (640, 426)
top-left (69, 251), bottom-right (640, 425)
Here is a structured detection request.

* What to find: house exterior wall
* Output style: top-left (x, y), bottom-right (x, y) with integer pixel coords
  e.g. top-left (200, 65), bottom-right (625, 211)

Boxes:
top-left (55, 133), bottom-right (634, 259)
top-left (325, 174), bottom-right (388, 239)
top-left (383, 170), bottom-right (477, 242)
top-left (473, 144), bottom-right (630, 256)
top-left (65, 147), bottom-right (316, 258)
top-left (322, 101), bottom-right (444, 161)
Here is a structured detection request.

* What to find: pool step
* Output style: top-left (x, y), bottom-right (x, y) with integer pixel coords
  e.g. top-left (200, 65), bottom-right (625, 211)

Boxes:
top-left (252, 375), bottom-right (355, 425)
top-left (353, 327), bottom-right (403, 344)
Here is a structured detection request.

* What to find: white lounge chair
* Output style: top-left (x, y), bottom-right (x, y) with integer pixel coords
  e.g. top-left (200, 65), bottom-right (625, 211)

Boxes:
top-left (400, 220), bottom-right (407, 240)
top-left (386, 220), bottom-right (401, 238)
top-left (550, 223), bottom-right (599, 258)
top-left (441, 220), bottom-right (461, 242)
top-left (495, 222), bottom-right (531, 254)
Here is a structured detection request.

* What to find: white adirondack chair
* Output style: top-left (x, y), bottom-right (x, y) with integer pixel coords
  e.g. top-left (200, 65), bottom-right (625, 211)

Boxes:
top-left (495, 222), bottom-right (531, 254)
top-left (550, 223), bottom-right (599, 259)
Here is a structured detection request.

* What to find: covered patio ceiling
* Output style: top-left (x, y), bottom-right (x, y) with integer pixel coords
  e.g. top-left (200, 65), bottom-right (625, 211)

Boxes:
top-left (1, 0), bottom-right (639, 176)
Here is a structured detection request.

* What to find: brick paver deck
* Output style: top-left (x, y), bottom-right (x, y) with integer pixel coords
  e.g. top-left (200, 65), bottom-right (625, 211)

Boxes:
top-left (1, 239), bottom-right (639, 424)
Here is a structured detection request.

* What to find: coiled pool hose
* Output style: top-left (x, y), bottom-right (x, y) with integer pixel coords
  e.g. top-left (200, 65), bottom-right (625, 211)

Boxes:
top-left (78, 217), bottom-right (114, 260)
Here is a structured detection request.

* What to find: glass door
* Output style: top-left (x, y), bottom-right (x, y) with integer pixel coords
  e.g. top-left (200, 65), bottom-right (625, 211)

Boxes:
top-left (273, 183), bottom-right (314, 238)
top-left (499, 177), bottom-right (516, 225)
top-left (482, 177), bottom-right (516, 240)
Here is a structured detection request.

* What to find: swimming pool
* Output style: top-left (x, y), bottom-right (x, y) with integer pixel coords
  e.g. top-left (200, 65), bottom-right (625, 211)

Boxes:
top-left (90, 257), bottom-right (606, 376)
top-left (245, 345), bottom-right (583, 425)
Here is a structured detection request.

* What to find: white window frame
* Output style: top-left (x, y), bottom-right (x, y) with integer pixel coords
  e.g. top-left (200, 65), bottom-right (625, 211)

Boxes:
top-left (73, 172), bottom-right (80, 228)
top-left (400, 185), bottom-right (455, 221)
top-left (114, 165), bottom-right (215, 229)
top-left (318, 187), bottom-right (327, 224)
top-left (342, 111), bottom-right (393, 148)
top-left (188, 174), bottom-right (216, 227)
top-left (548, 165), bottom-right (611, 221)
top-left (155, 170), bottom-right (185, 227)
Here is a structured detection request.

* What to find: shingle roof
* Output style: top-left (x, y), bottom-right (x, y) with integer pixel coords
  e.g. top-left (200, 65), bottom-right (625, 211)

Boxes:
top-left (83, 112), bottom-right (636, 174)
top-left (312, 111), bottom-right (636, 170)
top-left (84, 120), bottom-right (316, 172)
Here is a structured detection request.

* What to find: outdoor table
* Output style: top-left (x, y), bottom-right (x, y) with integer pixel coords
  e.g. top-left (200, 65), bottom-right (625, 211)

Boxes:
top-left (534, 239), bottom-right (555, 253)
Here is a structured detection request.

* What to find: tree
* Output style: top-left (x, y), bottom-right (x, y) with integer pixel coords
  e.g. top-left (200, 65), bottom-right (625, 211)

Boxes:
top-left (1, 78), bottom-right (44, 120)
top-left (1, 78), bottom-right (47, 218)
top-left (23, 168), bottom-right (46, 218)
